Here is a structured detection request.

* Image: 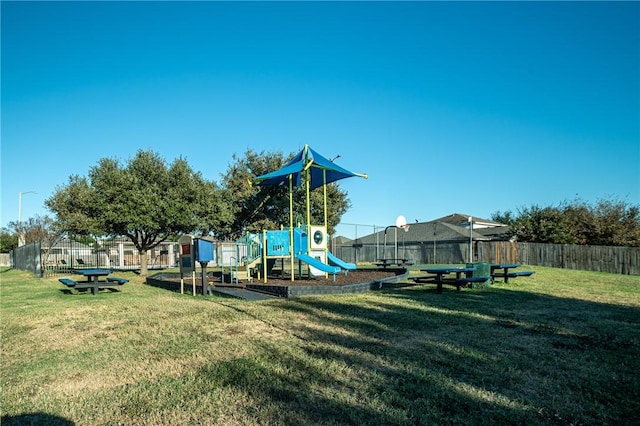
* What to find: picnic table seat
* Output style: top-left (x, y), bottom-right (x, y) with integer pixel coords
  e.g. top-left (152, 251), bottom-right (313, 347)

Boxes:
top-left (493, 270), bottom-right (535, 280)
top-left (507, 270), bottom-right (535, 278)
top-left (411, 275), bottom-right (438, 283)
top-left (455, 276), bottom-right (491, 290)
top-left (59, 278), bottom-right (78, 287)
top-left (106, 277), bottom-right (129, 285)
top-left (412, 275), bottom-right (491, 291)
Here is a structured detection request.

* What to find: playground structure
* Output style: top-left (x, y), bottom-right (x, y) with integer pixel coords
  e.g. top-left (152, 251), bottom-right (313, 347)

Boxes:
top-left (172, 145), bottom-right (368, 292)
top-left (240, 225), bottom-right (355, 282)
top-left (243, 144), bottom-right (367, 283)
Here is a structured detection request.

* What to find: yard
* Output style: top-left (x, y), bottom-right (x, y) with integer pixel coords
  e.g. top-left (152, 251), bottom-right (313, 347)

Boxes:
top-left (1, 266), bottom-right (639, 425)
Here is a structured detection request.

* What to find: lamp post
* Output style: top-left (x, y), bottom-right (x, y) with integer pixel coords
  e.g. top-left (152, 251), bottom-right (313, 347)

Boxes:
top-left (18, 191), bottom-right (37, 247)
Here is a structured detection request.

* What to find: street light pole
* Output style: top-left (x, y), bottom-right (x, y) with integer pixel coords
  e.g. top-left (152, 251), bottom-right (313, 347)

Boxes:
top-left (18, 191), bottom-right (37, 247)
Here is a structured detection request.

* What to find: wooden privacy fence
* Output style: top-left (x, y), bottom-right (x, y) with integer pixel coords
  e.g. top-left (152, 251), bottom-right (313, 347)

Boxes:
top-left (332, 241), bottom-right (639, 275)
top-left (475, 241), bottom-right (639, 275)
top-left (514, 242), bottom-right (640, 275)
top-left (475, 241), bottom-right (520, 265)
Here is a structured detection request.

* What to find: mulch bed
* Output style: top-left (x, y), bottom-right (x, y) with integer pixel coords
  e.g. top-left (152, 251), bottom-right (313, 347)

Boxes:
top-left (147, 268), bottom-right (408, 298)
top-left (245, 269), bottom-right (398, 286)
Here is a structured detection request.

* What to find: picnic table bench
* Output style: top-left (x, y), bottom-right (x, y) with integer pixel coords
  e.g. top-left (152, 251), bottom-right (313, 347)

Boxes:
top-left (491, 263), bottom-right (535, 283)
top-left (106, 277), bottom-right (129, 285)
top-left (375, 258), bottom-right (414, 268)
top-left (59, 270), bottom-right (129, 295)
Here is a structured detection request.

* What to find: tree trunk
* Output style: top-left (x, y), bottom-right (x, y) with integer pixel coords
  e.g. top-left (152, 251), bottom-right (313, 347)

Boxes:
top-left (139, 250), bottom-right (148, 277)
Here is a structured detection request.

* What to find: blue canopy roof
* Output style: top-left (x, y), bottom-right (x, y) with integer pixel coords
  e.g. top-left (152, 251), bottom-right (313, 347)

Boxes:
top-left (254, 145), bottom-right (367, 190)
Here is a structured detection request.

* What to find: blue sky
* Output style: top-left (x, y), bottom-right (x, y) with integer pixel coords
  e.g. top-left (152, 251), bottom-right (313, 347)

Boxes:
top-left (2, 1), bottom-right (638, 238)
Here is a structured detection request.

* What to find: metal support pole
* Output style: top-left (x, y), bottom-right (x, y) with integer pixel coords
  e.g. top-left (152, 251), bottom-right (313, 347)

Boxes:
top-left (395, 227), bottom-right (398, 260)
top-left (355, 224), bottom-right (358, 264)
top-left (468, 216), bottom-right (473, 263)
top-left (384, 225), bottom-right (397, 260)
top-left (433, 222), bottom-right (437, 264)
top-left (200, 261), bottom-right (209, 295)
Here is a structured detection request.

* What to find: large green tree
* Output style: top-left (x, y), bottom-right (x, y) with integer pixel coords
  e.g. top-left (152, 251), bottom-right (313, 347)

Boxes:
top-left (0, 228), bottom-right (18, 253)
top-left (492, 197), bottom-right (640, 246)
top-left (219, 148), bottom-right (351, 239)
top-left (46, 150), bottom-right (232, 275)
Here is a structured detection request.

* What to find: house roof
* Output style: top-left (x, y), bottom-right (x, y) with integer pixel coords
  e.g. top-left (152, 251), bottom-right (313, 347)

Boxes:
top-left (333, 235), bottom-right (353, 244)
top-left (428, 213), bottom-right (506, 228)
top-left (351, 222), bottom-right (491, 245)
top-left (338, 213), bottom-right (511, 244)
top-left (474, 225), bottom-right (512, 239)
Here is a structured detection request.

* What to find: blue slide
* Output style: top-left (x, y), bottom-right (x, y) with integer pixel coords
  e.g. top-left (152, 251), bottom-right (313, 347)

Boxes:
top-left (297, 253), bottom-right (341, 275)
top-left (327, 251), bottom-right (356, 270)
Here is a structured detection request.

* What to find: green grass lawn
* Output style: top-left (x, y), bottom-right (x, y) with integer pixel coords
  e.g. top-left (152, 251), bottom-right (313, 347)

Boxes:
top-left (1, 266), bottom-right (639, 425)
